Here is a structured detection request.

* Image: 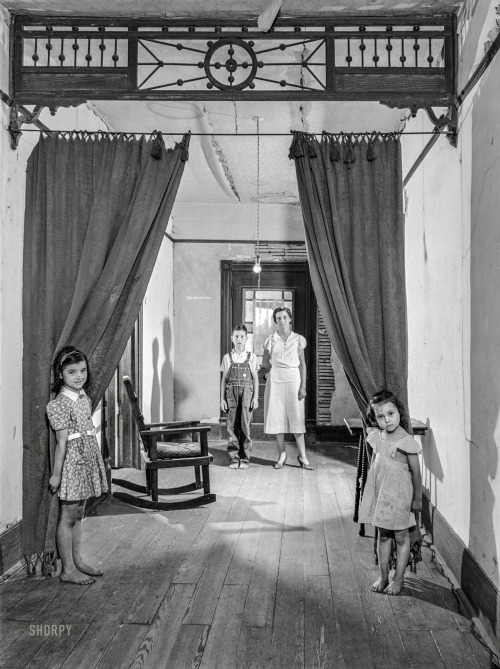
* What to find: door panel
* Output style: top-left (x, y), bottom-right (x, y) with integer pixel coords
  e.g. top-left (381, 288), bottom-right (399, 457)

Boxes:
top-left (221, 261), bottom-right (316, 424)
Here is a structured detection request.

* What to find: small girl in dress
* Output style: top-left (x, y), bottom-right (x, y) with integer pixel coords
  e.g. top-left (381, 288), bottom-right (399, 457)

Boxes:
top-left (47, 346), bottom-right (108, 585)
top-left (358, 389), bottom-right (422, 595)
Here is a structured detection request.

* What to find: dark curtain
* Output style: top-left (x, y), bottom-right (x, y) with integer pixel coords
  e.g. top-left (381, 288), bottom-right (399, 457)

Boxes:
top-left (289, 131), bottom-right (410, 419)
top-left (22, 132), bottom-right (189, 569)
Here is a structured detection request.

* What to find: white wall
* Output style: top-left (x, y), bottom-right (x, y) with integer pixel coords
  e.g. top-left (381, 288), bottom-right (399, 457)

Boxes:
top-left (141, 232), bottom-right (175, 423)
top-left (404, 0), bottom-right (500, 588)
top-left (0, 8), bottom-right (108, 535)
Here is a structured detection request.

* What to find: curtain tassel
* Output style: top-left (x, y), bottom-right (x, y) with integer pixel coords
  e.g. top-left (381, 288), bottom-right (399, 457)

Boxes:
top-left (330, 141), bottom-right (341, 162)
top-left (344, 141), bottom-right (356, 167)
top-left (308, 143), bottom-right (317, 159)
top-left (150, 130), bottom-right (163, 160)
top-left (288, 134), bottom-right (304, 159)
top-left (367, 134), bottom-right (377, 161)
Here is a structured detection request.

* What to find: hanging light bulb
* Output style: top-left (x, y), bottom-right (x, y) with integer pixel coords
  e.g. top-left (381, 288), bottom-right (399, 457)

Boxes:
top-left (252, 116), bottom-right (263, 281)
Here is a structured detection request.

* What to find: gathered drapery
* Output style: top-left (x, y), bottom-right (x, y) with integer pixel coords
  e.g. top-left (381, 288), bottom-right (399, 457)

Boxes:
top-left (22, 132), bottom-right (189, 570)
top-left (289, 131), bottom-right (410, 521)
top-left (289, 131), bottom-right (409, 416)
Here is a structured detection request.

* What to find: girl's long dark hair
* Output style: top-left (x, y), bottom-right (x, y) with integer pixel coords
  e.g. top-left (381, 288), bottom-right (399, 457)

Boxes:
top-left (51, 345), bottom-right (93, 395)
top-left (366, 389), bottom-right (409, 432)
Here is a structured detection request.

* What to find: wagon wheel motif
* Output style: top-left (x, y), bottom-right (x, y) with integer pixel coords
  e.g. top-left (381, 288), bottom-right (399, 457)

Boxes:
top-left (204, 37), bottom-right (259, 90)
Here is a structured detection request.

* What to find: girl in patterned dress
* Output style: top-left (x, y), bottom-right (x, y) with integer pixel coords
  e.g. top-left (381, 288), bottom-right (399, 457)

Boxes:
top-left (358, 390), bottom-right (422, 595)
top-left (47, 346), bottom-right (108, 585)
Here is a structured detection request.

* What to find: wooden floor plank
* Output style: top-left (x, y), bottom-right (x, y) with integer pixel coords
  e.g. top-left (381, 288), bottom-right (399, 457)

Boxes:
top-left (431, 628), bottom-right (482, 668)
top-left (24, 623), bottom-right (89, 669)
top-left (128, 583), bottom-right (196, 669)
top-left (58, 583), bottom-right (145, 669)
top-left (304, 574), bottom-right (343, 669)
top-left (399, 630), bottom-right (445, 668)
top-left (0, 576), bottom-right (45, 619)
top-left (125, 508), bottom-right (210, 625)
top-left (315, 457), bottom-right (375, 669)
top-left (237, 626), bottom-right (273, 669)
top-left (242, 465), bottom-right (289, 628)
top-left (0, 620), bottom-right (27, 656)
top-left (173, 472), bottom-right (246, 586)
top-left (1, 443), bottom-right (492, 669)
top-left (183, 469), bottom-right (261, 625)
top-left (200, 584), bottom-right (247, 669)
top-left (95, 623), bottom-right (149, 669)
top-left (224, 466), bottom-right (264, 586)
top-left (270, 466), bottom-right (305, 669)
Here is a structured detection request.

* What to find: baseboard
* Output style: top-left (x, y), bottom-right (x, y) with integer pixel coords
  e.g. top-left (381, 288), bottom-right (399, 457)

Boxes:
top-left (422, 493), bottom-right (500, 645)
top-left (0, 521), bottom-right (22, 575)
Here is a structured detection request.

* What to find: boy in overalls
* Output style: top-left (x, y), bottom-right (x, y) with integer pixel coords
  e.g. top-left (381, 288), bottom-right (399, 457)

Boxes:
top-left (220, 324), bottom-right (259, 469)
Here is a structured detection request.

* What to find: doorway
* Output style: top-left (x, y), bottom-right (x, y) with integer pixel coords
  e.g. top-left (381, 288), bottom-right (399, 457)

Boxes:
top-left (221, 260), bottom-right (317, 424)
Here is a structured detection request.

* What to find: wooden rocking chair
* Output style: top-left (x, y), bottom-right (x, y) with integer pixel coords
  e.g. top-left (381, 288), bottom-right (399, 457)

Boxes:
top-left (112, 376), bottom-right (216, 510)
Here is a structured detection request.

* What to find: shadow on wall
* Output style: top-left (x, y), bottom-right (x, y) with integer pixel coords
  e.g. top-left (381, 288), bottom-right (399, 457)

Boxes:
top-left (151, 338), bottom-right (161, 423)
top-left (161, 317), bottom-right (174, 420)
top-left (421, 420), bottom-right (444, 509)
top-left (150, 318), bottom-right (176, 422)
top-left (467, 413), bottom-right (499, 637)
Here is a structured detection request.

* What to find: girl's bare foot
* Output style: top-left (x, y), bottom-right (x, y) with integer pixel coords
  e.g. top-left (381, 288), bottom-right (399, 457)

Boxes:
top-left (371, 577), bottom-right (388, 593)
top-left (74, 562), bottom-right (103, 577)
top-left (60, 569), bottom-right (95, 585)
top-left (229, 462), bottom-right (239, 469)
top-left (385, 578), bottom-right (404, 595)
top-left (239, 462), bottom-right (249, 469)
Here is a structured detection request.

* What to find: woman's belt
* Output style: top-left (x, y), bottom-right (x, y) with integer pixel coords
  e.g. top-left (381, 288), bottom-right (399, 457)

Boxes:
top-left (67, 429), bottom-right (95, 441)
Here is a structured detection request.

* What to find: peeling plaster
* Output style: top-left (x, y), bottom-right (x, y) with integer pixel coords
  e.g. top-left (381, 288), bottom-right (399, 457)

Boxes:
top-left (200, 105), bottom-right (241, 201)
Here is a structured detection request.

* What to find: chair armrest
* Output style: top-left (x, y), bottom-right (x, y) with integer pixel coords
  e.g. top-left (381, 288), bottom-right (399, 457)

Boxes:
top-left (141, 424), bottom-right (211, 438)
top-left (144, 420), bottom-right (201, 430)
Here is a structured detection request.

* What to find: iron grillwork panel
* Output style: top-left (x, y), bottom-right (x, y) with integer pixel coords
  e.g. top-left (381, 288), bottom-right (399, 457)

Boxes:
top-left (12, 16), bottom-right (456, 104)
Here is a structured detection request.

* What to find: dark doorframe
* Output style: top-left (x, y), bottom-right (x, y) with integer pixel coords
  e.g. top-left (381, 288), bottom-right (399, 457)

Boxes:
top-left (221, 260), bottom-right (317, 425)
top-left (103, 314), bottom-right (142, 470)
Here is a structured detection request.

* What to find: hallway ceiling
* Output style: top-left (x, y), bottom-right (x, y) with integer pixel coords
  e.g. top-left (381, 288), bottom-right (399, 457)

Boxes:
top-left (5, 0), bottom-right (460, 205)
top-left (1, 0), bottom-right (464, 17)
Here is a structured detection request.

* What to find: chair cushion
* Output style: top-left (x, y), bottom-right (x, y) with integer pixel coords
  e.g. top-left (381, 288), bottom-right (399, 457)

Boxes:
top-left (156, 442), bottom-right (202, 459)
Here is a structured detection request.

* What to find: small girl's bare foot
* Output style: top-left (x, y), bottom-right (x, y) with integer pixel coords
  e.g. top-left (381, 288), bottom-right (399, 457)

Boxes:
top-left (371, 577), bottom-right (388, 593)
top-left (239, 462), bottom-right (249, 470)
top-left (385, 578), bottom-right (404, 595)
top-left (60, 570), bottom-right (95, 585)
top-left (229, 462), bottom-right (239, 469)
top-left (74, 562), bottom-right (103, 577)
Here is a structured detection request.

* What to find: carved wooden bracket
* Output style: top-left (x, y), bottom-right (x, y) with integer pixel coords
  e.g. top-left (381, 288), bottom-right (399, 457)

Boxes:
top-left (380, 98), bottom-right (458, 147)
top-left (8, 99), bottom-right (86, 149)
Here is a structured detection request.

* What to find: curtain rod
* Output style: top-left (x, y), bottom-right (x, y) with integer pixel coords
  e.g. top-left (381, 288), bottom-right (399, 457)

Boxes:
top-left (20, 129), bottom-right (452, 136)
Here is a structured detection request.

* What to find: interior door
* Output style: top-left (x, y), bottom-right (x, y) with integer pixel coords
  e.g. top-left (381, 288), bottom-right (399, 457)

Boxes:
top-left (221, 261), bottom-right (316, 424)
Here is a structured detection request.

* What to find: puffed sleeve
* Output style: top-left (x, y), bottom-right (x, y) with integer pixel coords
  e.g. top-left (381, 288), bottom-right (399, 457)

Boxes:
top-left (297, 334), bottom-right (307, 350)
top-left (46, 398), bottom-right (70, 431)
top-left (263, 335), bottom-right (272, 351)
top-left (398, 436), bottom-right (422, 455)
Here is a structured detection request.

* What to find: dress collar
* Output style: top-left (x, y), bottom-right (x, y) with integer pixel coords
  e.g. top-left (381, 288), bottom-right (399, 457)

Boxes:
top-left (60, 387), bottom-right (86, 402)
top-left (274, 330), bottom-right (295, 342)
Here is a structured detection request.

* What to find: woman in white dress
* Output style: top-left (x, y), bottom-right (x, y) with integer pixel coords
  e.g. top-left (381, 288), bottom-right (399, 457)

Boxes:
top-left (261, 307), bottom-right (313, 469)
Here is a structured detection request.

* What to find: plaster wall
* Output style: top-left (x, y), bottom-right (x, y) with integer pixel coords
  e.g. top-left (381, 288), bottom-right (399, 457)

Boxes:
top-left (172, 237), bottom-right (358, 423)
top-left (404, 1), bottom-right (500, 588)
top-left (171, 201), bottom-right (305, 241)
top-left (142, 233), bottom-right (175, 424)
top-left (0, 8), bottom-right (107, 534)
